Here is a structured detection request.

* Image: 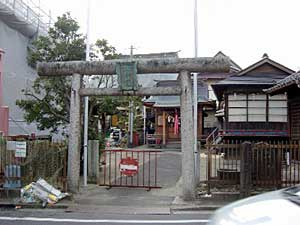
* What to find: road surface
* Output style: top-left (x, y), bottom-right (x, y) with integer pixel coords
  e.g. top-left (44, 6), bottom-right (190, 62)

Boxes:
top-left (0, 208), bottom-right (213, 225)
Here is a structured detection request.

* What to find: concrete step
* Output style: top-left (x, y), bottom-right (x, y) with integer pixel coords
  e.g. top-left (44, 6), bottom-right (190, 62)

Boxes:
top-left (165, 142), bottom-right (181, 149)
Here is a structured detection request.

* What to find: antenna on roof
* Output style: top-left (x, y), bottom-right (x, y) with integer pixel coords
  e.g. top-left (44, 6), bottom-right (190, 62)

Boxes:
top-left (262, 53), bottom-right (269, 58)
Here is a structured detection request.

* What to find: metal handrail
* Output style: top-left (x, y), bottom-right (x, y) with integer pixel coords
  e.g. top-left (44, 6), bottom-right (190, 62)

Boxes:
top-left (206, 127), bottom-right (219, 144)
top-left (0, 0), bottom-right (54, 35)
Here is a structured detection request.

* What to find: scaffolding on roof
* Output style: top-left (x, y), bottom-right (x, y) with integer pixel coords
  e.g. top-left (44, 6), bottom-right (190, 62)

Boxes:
top-left (0, 0), bottom-right (53, 38)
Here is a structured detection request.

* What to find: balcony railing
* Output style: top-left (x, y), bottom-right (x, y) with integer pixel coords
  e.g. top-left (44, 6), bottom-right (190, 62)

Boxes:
top-left (0, 0), bottom-right (53, 36)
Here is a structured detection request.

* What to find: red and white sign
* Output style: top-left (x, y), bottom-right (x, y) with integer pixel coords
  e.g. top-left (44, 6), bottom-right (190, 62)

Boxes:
top-left (119, 157), bottom-right (139, 177)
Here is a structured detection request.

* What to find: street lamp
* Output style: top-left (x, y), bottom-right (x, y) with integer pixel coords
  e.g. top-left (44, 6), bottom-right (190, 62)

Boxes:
top-left (83, 0), bottom-right (91, 187)
top-left (193, 0), bottom-right (200, 185)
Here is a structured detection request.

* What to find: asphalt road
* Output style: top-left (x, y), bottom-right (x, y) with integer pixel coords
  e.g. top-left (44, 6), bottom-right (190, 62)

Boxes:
top-left (0, 209), bottom-right (213, 225)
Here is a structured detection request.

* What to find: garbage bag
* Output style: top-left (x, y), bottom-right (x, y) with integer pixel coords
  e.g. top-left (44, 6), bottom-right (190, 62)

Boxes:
top-left (20, 178), bottom-right (69, 206)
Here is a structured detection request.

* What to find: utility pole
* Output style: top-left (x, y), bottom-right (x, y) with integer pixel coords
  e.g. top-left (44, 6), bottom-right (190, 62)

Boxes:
top-left (193, 0), bottom-right (200, 185)
top-left (128, 45), bottom-right (135, 147)
top-left (83, 0), bottom-right (91, 187)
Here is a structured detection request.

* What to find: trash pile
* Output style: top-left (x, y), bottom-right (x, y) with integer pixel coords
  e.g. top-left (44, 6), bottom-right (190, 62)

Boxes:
top-left (20, 178), bottom-right (69, 207)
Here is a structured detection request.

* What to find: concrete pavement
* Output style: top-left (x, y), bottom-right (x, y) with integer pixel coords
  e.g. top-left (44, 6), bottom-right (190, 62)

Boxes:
top-left (65, 149), bottom-right (231, 214)
top-left (68, 150), bottom-right (182, 214)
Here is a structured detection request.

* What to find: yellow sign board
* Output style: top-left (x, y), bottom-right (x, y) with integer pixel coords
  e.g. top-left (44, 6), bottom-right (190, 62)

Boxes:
top-left (111, 115), bottom-right (118, 127)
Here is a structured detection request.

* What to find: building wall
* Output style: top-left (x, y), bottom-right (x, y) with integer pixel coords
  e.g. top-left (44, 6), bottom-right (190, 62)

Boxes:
top-left (201, 79), bottom-right (221, 101)
top-left (0, 19), bottom-right (49, 136)
top-left (289, 97), bottom-right (300, 140)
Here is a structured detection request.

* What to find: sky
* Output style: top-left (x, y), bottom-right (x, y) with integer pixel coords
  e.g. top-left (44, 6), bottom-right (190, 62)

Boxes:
top-left (39, 0), bottom-right (300, 70)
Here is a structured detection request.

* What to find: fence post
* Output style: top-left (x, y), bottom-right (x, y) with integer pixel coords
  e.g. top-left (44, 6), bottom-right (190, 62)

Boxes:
top-left (240, 141), bottom-right (252, 198)
top-left (88, 140), bottom-right (99, 183)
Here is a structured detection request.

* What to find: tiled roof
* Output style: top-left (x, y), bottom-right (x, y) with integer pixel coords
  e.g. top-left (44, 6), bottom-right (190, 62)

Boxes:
top-left (265, 72), bottom-right (300, 93)
top-left (213, 73), bottom-right (287, 86)
top-left (144, 95), bottom-right (209, 108)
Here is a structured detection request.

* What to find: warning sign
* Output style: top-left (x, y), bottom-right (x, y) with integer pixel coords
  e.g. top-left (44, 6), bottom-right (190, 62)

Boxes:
top-left (119, 157), bottom-right (139, 177)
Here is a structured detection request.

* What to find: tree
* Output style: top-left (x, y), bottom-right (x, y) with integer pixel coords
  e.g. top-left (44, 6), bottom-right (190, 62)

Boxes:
top-left (17, 13), bottom-right (85, 133)
top-left (16, 13), bottom-right (122, 137)
top-left (94, 39), bottom-right (121, 60)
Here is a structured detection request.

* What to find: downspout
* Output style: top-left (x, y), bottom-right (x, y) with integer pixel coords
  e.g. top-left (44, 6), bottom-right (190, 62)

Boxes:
top-left (0, 49), bottom-right (9, 136)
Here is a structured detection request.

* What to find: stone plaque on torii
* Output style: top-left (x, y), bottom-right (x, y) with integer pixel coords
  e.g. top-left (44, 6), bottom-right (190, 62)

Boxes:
top-left (37, 56), bottom-right (230, 200)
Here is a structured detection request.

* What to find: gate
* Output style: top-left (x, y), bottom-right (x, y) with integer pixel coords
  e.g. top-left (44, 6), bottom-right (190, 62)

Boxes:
top-left (98, 149), bottom-right (161, 189)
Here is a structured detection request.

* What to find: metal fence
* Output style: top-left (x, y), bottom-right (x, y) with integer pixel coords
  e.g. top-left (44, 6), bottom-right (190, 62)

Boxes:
top-left (205, 140), bottom-right (300, 193)
top-left (0, 138), bottom-right (67, 191)
top-left (98, 149), bottom-right (161, 190)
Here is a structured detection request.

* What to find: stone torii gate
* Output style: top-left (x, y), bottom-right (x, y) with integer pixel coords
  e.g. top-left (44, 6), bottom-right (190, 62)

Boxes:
top-left (37, 56), bottom-right (230, 200)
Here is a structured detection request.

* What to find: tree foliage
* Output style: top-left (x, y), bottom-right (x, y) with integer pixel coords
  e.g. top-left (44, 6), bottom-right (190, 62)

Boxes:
top-left (16, 13), bottom-right (124, 137)
top-left (95, 39), bottom-right (121, 60)
top-left (17, 13), bottom-right (85, 133)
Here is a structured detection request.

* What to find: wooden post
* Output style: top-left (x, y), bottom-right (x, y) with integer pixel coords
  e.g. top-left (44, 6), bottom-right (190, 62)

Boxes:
top-left (240, 141), bottom-right (252, 198)
top-left (67, 73), bottom-right (82, 192)
top-left (162, 111), bottom-right (166, 146)
top-left (179, 70), bottom-right (196, 200)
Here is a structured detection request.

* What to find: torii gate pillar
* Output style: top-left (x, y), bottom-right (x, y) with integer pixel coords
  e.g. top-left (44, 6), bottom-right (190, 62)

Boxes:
top-left (179, 70), bottom-right (196, 200)
top-left (67, 73), bottom-right (82, 192)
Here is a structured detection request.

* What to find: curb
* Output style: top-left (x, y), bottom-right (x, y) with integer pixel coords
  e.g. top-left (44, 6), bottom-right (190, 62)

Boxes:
top-left (171, 205), bottom-right (222, 212)
top-left (0, 202), bottom-right (69, 209)
top-left (65, 204), bottom-right (172, 215)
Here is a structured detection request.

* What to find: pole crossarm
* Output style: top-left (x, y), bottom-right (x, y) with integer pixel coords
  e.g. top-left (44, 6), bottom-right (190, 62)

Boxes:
top-left (37, 56), bottom-right (231, 76)
top-left (79, 87), bottom-right (182, 96)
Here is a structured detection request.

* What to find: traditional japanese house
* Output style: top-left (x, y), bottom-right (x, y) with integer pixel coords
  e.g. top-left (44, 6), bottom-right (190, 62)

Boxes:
top-left (143, 79), bottom-right (213, 146)
top-left (265, 72), bottom-right (300, 140)
top-left (143, 52), bottom-right (241, 146)
top-left (211, 54), bottom-right (295, 140)
top-left (198, 51), bottom-right (241, 137)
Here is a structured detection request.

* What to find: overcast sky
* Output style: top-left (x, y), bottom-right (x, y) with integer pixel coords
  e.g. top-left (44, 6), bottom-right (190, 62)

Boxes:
top-left (40, 0), bottom-right (300, 70)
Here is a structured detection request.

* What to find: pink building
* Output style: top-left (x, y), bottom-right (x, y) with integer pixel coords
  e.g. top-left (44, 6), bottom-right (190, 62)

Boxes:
top-left (0, 49), bottom-right (9, 136)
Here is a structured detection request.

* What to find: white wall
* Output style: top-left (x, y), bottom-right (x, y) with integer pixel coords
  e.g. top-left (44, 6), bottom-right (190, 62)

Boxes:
top-left (0, 19), bottom-right (50, 136)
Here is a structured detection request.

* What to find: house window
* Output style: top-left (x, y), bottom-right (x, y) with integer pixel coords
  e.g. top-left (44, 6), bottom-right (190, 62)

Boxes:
top-left (248, 94), bottom-right (266, 122)
top-left (228, 94), bottom-right (247, 122)
top-left (268, 94), bottom-right (288, 122)
top-left (227, 93), bottom-right (287, 123)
